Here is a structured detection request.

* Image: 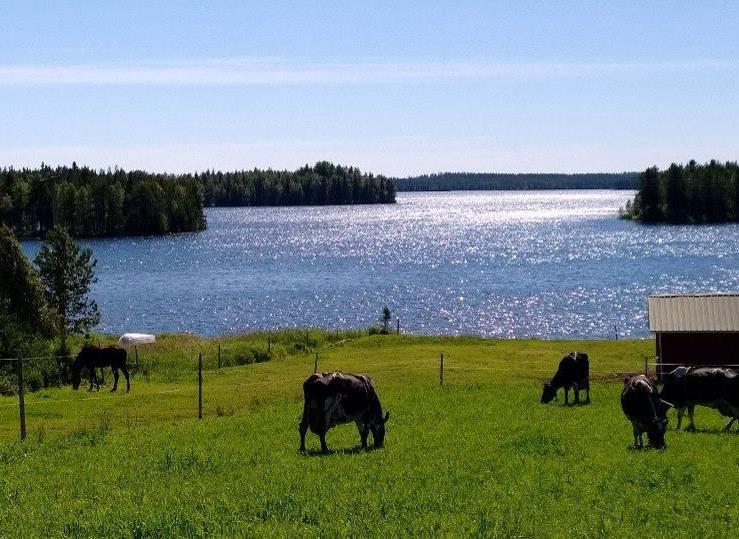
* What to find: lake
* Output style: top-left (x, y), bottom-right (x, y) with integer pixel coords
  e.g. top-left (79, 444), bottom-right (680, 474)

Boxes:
top-left (21, 191), bottom-right (739, 338)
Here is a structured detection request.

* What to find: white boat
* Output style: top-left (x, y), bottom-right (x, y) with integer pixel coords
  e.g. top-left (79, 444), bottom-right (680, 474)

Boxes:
top-left (117, 333), bottom-right (156, 347)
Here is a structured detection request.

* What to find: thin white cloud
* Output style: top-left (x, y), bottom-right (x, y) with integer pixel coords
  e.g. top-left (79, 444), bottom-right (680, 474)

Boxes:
top-left (0, 58), bottom-right (734, 86)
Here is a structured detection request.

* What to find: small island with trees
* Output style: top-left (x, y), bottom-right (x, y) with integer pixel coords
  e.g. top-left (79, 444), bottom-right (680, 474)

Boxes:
top-left (621, 160), bottom-right (739, 223)
top-left (0, 161), bottom-right (396, 238)
top-left (201, 161), bottom-right (396, 207)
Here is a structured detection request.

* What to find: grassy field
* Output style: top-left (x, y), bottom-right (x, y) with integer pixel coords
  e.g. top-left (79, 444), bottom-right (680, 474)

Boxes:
top-left (0, 333), bottom-right (736, 537)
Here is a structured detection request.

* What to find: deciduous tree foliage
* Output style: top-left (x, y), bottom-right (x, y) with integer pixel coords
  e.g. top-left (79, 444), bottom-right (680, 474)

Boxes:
top-left (623, 160), bottom-right (739, 223)
top-left (0, 224), bottom-right (54, 356)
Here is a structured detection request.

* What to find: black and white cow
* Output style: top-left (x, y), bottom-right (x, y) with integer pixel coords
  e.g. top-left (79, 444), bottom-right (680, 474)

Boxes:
top-left (659, 366), bottom-right (739, 432)
top-left (299, 372), bottom-right (390, 453)
top-left (541, 352), bottom-right (590, 405)
top-left (621, 374), bottom-right (669, 449)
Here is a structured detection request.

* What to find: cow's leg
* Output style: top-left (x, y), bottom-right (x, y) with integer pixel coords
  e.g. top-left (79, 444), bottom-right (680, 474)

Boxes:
top-left (111, 369), bottom-right (119, 392)
top-left (88, 369), bottom-right (95, 392)
top-left (584, 381), bottom-right (591, 403)
top-left (298, 425), bottom-right (307, 453)
top-left (685, 405), bottom-right (696, 431)
top-left (573, 383), bottom-right (580, 405)
top-left (121, 366), bottom-right (131, 393)
top-left (298, 402), bottom-right (309, 452)
top-left (318, 432), bottom-right (329, 454)
top-left (356, 421), bottom-right (369, 448)
top-left (298, 425), bottom-right (307, 452)
top-left (632, 424), bottom-right (642, 448)
top-left (564, 386), bottom-right (570, 406)
top-left (676, 407), bottom-right (684, 429)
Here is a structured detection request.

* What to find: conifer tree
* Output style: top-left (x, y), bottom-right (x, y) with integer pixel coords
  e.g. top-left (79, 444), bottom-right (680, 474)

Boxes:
top-left (35, 227), bottom-right (99, 354)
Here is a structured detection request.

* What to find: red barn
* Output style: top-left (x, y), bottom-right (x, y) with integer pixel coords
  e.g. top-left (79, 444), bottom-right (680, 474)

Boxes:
top-left (648, 293), bottom-right (739, 375)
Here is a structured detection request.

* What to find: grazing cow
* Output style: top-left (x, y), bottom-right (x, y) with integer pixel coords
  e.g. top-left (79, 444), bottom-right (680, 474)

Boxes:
top-left (621, 375), bottom-right (669, 449)
top-left (299, 372), bottom-right (390, 454)
top-left (541, 352), bottom-right (590, 405)
top-left (72, 345), bottom-right (130, 392)
top-left (659, 367), bottom-right (739, 432)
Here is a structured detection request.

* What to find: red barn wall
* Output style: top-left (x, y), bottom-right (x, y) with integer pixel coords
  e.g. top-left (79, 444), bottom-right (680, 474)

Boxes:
top-left (658, 332), bottom-right (739, 371)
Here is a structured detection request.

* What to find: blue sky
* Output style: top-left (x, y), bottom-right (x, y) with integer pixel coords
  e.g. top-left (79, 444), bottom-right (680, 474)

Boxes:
top-left (1, 1), bottom-right (738, 176)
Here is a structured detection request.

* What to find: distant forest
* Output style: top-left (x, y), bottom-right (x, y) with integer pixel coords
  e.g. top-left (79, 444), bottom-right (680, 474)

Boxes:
top-left (393, 172), bottom-right (638, 191)
top-left (622, 160), bottom-right (739, 223)
top-left (0, 163), bottom-right (206, 238)
top-left (200, 161), bottom-right (395, 207)
top-left (0, 161), bottom-right (395, 238)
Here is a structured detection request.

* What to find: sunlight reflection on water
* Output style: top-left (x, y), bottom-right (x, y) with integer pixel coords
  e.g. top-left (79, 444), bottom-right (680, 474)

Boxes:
top-left (21, 190), bottom-right (739, 338)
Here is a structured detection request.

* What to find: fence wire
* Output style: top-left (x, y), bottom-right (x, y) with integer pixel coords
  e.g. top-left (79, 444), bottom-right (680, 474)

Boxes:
top-left (0, 348), bottom-right (658, 442)
top-left (0, 389), bottom-right (182, 409)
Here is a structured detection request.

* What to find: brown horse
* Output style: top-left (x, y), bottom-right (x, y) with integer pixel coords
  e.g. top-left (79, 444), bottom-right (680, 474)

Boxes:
top-left (72, 345), bottom-right (130, 392)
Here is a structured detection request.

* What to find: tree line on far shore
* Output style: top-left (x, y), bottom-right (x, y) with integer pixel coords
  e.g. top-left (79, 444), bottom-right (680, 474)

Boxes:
top-left (0, 161), bottom-right (395, 238)
top-left (621, 160), bottom-right (739, 223)
top-left (200, 161), bottom-right (395, 206)
top-left (393, 172), bottom-right (638, 191)
top-left (0, 163), bottom-right (206, 238)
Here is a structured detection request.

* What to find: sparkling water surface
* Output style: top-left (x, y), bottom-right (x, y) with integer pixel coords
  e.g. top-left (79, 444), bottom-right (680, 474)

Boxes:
top-left (21, 191), bottom-right (739, 338)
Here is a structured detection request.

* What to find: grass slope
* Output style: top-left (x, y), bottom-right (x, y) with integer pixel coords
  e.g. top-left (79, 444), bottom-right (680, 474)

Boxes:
top-left (0, 334), bottom-right (736, 537)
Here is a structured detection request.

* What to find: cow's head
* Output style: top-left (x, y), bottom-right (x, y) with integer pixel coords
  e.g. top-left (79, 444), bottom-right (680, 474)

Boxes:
top-left (371, 411), bottom-right (390, 447)
top-left (647, 416), bottom-right (668, 449)
top-left (541, 382), bottom-right (556, 404)
top-left (645, 398), bottom-right (670, 449)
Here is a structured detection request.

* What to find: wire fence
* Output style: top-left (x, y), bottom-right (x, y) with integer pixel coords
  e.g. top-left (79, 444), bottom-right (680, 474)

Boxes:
top-left (650, 362), bottom-right (739, 368)
top-left (0, 346), bottom-right (663, 442)
top-left (0, 355), bottom-right (72, 362)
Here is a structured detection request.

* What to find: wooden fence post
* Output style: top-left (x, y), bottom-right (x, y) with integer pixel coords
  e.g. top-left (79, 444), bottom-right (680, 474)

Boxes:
top-left (17, 358), bottom-right (26, 441)
top-left (439, 353), bottom-right (444, 386)
top-left (397, 318), bottom-right (400, 335)
top-left (644, 356), bottom-right (648, 377)
top-left (313, 352), bottom-right (318, 374)
top-left (217, 344), bottom-right (221, 368)
top-left (198, 353), bottom-right (203, 420)
top-left (614, 325), bottom-right (618, 340)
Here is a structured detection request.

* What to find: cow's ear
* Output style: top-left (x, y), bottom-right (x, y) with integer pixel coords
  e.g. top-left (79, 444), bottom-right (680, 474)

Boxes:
top-left (383, 411), bottom-right (390, 423)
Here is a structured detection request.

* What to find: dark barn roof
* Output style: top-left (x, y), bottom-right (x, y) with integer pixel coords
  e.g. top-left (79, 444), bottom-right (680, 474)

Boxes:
top-left (648, 293), bottom-right (739, 333)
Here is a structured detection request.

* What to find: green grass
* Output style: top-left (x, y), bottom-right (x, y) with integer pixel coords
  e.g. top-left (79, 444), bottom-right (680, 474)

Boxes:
top-left (0, 333), bottom-right (736, 537)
